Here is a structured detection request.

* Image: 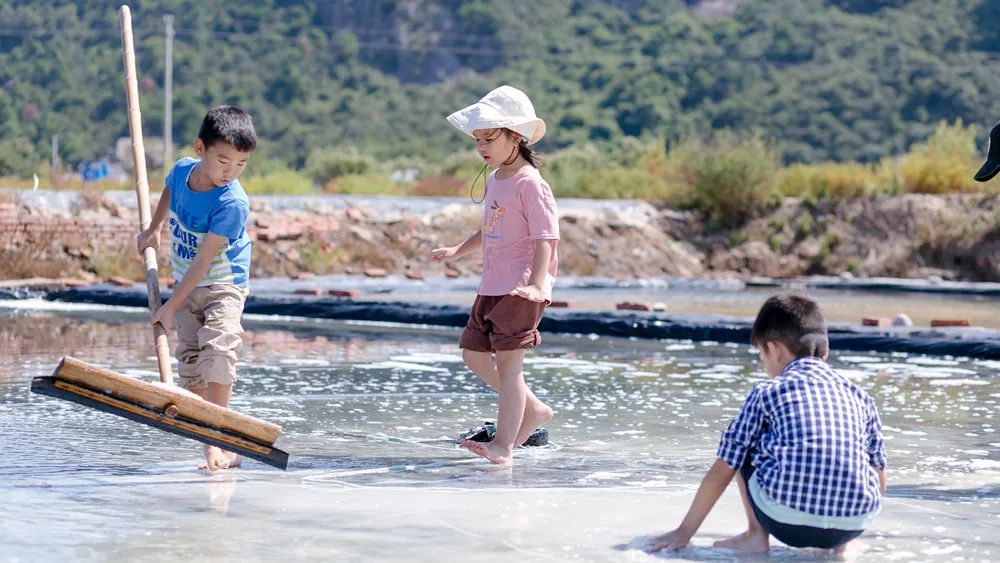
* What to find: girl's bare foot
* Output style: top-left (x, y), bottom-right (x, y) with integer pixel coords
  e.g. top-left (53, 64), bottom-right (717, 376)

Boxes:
top-left (713, 529), bottom-right (770, 554)
top-left (515, 403), bottom-right (554, 447)
top-left (460, 439), bottom-right (512, 465)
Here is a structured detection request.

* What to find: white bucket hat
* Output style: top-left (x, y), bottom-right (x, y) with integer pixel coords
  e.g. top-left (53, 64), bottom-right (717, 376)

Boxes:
top-left (447, 85), bottom-right (546, 145)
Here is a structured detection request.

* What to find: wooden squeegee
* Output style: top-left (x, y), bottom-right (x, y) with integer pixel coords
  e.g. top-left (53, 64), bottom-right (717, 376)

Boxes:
top-left (31, 359), bottom-right (289, 469)
top-left (30, 6), bottom-right (288, 470)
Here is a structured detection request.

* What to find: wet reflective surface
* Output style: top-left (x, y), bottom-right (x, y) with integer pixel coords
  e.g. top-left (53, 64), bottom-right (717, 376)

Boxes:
top-left (2, 303), bottom-right (998, 561)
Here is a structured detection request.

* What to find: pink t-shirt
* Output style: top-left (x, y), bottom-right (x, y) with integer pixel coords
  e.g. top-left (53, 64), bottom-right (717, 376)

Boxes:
top-left (478, 166), bottom-right (559, 300)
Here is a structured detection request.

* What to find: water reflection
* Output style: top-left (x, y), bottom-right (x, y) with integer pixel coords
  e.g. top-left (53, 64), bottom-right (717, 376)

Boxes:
top-left (2, 306), bottom-right (998, 561)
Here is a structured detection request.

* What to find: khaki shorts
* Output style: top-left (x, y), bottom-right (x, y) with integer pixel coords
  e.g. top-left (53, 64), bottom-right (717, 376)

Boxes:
top-left (459, 294), bottom-right (546, 353)
top-left (173, 284), bottom-right (248, 391)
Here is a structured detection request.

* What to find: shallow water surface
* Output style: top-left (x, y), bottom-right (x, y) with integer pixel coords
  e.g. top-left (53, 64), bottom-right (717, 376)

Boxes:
top-left (1, 305), bottom-right (998, 562)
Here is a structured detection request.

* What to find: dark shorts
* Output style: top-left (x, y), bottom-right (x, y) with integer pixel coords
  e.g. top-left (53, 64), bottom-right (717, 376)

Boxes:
top-left (740, 456), bottom-right (865, 550)
top-left (459, 294), bottom-right (546, 353)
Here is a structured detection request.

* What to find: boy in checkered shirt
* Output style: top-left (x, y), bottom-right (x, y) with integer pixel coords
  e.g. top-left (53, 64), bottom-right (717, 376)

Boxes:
top-left (646, 293), bottom-right (887, 555)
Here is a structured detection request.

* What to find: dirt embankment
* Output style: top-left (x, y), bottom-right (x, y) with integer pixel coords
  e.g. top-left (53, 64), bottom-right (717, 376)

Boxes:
top-left (1, 191), bottom-right (998, 283)
top-left (701, 195), bottom-right (1000, 282)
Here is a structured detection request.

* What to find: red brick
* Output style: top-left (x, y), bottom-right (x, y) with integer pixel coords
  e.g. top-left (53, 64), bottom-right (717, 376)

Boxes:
top-left (328, 289), bottom-right (361, 298)
top-left (930, 319), bottom-right (971, 327)
top-left (616, 302), bottom-right (652, 312)
top-left (404, 270), bottom-right (424, 281)
top-left (364, 267), bottom-right (388, 278)
top-left (548, 300), bottom-right (573, 308)
top-left (862, 317), bottom-right (891, 327)
top-left (294, 288), bottom-right (324, 296)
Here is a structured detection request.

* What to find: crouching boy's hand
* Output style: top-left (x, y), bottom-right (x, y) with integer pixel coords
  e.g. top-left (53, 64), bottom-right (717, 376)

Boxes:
top-left (645, 528), bottom-right (693, 553)
top-left (644, 459), bottom-right (737, 554)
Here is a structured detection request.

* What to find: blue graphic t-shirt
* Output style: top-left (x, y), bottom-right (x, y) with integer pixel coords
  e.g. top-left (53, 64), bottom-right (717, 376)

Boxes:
top-left (165, 157), bottom-right (251, 287)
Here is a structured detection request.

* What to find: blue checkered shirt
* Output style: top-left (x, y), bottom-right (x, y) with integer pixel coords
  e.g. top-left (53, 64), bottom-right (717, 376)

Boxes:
top-left (717, 357), bottom-right (887, 517)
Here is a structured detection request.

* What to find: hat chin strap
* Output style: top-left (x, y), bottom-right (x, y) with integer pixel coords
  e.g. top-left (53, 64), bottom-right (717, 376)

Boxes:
top-left (502, 144), bottom-right (519, 166)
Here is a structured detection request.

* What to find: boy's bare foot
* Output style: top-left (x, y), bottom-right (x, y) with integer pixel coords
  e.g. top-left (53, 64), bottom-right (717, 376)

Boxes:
top-left (200, 445), bottom-right (242, 471)
top-left (225, 452), bottom-right (243, 468)
top-left (713, 529), bottom-right (770, 554)
top-left (459, 439), bottom-right (512, 465)
top-left (515, 403), bottom-right (554, 447)
top-left (833, 539), bottom-right (864, 556)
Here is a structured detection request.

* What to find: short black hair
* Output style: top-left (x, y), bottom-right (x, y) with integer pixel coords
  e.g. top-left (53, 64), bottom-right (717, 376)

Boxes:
top-left (197, 106), bottom-right (257, 151)
top-left (750, 293), bottom-right (829, 358)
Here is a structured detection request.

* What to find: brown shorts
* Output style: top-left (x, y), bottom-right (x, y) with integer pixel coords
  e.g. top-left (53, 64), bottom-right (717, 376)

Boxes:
top-left (173, 284), bottom-right (248, 391)
top-left (459, 294), bottom-right (546, 353)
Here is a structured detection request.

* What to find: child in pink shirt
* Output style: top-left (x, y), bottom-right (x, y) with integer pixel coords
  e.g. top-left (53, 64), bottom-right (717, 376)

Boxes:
top-left (431, 85), bottom-right (558, 465)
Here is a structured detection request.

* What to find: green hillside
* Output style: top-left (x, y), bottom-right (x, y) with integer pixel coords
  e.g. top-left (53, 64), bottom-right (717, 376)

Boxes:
top-left (1, 0), bottom-right (999, 174)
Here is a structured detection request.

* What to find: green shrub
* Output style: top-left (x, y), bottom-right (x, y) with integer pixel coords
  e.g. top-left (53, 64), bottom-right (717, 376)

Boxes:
top-left (242, 156), bottom-right (297, 180)
top-left (323, 174), bottom-right (398, 195)
top-left (435, 151), bottom-right (486, 179)
top-left (542, 145), bottom-right (603, 198)
top-left (795, 211), bottom-right (815, 238)
top-left (91, 245), bottom-right (147, 281)
top-left (305, 147), bottom-right (375, 185)
top-left (242, 169), bottom-right (315, 194)
top-left (846, 257), bottom-right (860, 275)
top-left (0, 138), bottom-right (39, 178)
top-left (383, 155), bottom-right (429, 183)
top-left (728, 229), bottom-right (749, 246)
top-left (299, 241), bottom-right (345, 274)
top-left (574, 166), bottom-right (669, 199)
top-left (607, 137), bottom-right (660, 168)
top-left (672, 131), bottom-right (781, 228)
top-left (777, 161), bottom-right (882, 200)
top-left (873, 156), bottom-right (904, 195)
top-left (900, 120), bottom-right (979, 194)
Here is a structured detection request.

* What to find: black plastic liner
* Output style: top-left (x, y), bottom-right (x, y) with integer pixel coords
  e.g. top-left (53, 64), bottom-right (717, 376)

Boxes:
top-left (1, 284), bottom-right (993, 360)
top-left (746, 276), bottom-right (1000, 296)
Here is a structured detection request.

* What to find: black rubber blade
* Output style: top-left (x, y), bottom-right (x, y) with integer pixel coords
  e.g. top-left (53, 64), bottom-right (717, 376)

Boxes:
top-left (31, 376), bottom-right (289, 470)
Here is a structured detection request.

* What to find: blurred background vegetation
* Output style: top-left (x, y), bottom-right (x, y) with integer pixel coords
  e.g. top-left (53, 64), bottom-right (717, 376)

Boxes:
top-left (2, 0), bottom-right (999, 227)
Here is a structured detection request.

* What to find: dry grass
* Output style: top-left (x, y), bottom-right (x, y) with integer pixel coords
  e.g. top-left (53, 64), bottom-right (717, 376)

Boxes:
top-left (0, 238), bottom-right (79, 280)
top-left (90, 245), bottom-right (146, 281)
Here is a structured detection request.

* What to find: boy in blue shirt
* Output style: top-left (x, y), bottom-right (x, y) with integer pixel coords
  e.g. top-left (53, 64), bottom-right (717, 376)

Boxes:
top-left (647, 293), bottom-right (887, 555)
top-left (137, 106), bottom-right (256, 470)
